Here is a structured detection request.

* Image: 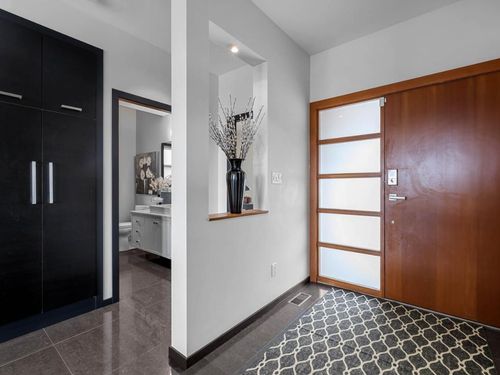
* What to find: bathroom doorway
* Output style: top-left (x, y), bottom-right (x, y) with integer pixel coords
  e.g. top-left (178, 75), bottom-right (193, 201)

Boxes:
top-left (112, 90), bottom-right (172, 302)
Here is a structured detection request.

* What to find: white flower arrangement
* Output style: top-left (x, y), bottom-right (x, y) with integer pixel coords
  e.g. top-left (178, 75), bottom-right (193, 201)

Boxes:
top-left (209, 96), bottom-right (264, 160)
top-left (149, 175), bottom-right (172, 194)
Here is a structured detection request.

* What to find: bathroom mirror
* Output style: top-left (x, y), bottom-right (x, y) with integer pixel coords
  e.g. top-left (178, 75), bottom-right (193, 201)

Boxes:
top-left (161, 142), bottom-right (172, 178)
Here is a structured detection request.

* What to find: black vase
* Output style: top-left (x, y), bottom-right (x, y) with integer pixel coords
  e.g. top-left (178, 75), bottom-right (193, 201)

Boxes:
top-left (226, 158), bottom-right (246, 214)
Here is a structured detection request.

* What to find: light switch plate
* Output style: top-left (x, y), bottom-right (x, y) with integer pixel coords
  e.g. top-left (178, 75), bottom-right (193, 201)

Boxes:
top-left (271, 262), bottom-right (277, 278)
top-left (272, 172), bottom-right (282, 184)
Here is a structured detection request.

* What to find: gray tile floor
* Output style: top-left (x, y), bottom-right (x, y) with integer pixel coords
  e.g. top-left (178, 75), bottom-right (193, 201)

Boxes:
top-left (0, 250), bottom-right (330, 375)
top-left (243, 288), bottom-right (500, 374)
top-left (0, 250), bottom-right (498, 374)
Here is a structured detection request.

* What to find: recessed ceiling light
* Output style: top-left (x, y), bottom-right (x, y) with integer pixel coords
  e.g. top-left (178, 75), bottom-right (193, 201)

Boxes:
top-left (230, 45), bottom-right (239, 54)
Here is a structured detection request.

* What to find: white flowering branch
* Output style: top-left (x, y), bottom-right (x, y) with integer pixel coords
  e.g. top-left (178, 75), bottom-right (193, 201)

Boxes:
top-left (209, 96), bottom-right (264, 160)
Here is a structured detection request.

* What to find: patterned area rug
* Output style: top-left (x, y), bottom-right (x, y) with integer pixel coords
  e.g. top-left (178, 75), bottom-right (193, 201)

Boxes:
top-left (241, 288), bottom-right (496, 374)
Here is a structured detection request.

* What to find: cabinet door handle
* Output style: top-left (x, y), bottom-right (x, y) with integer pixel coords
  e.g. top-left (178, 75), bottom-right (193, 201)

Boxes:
top-left (153, 221), bottom-right (159, 225)
top-left (0, 90), bottom-right (23, 100)
top-left (30, 161), bottom-right (37, 205)
top-left (61, 104), bottom-right (83, 112)
top-left (48, 162), bottom-right (54, 204)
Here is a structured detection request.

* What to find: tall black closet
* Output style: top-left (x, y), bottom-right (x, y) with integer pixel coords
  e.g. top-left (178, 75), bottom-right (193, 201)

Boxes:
top-left (0, 10), bottom-right (102, 340)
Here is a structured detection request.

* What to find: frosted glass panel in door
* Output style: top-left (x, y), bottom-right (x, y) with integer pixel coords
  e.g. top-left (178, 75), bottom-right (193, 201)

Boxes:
top-left (319, 139), bottom-right (380, 174)
top-left (163, 148), bottom-right (172, 165)
top-left (319, 247), bottom-right (380, 289)
top-left (319, 99), bottom-right (381, 140)
top-left (319, 213), bottom-right (380, 251)
top-left (319, 178), bottom-right (381, 211)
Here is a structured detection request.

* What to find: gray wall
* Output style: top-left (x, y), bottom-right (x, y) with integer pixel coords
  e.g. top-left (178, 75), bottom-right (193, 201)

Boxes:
top-left (119, 108), bottom-right (172, 218)
top-left (136, 111), bottom-right (171, 154)
top-left (135, 111), bottom-right (171, 206)
top-left (118, 107), bottom-right (137, 223)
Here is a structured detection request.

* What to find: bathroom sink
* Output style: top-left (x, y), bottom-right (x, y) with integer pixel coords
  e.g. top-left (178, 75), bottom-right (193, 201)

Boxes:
top-left (150, 205), bottom-right (171, 215)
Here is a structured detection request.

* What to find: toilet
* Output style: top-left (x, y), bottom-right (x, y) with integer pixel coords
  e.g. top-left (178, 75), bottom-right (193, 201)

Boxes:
top-left (119, 222), bottom-right (132, 251)
top-left (119, 205), bottom-right (149, 251)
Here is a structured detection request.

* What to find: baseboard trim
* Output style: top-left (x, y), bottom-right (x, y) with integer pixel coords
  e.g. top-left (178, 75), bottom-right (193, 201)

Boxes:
top-left (168, 277), bottom-right (310, 370)
top-left (99, 298), bottom-right (114, 308)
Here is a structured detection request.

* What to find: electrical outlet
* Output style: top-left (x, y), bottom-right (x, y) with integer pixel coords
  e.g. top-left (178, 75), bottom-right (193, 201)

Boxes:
top-left (272, 172), bottom-right (282, 184)
top-left (271, 262), bottom-right (277, 278)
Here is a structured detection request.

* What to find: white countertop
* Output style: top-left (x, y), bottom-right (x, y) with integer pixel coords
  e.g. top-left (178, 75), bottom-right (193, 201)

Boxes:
top-left (130, 209), bottom-right (171, 218)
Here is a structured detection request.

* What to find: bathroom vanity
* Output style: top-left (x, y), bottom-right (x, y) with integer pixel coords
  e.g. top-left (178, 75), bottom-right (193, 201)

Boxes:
top-left (131, 206), bottom-right (171, 259)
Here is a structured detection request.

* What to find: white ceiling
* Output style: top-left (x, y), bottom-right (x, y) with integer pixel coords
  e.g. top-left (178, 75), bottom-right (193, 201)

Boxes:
top-left (251, 0), bottom-right (459, 55)
top-left (61, 0), bottom-right (171, 52)
top-left (59, 0), bottom-right (459, 58)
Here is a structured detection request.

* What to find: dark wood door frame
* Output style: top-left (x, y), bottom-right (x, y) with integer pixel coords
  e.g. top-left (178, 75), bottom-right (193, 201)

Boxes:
top-left (310, 58), bottom-right (500, 299)
top-left (111, 89), bottom-right (171, 303)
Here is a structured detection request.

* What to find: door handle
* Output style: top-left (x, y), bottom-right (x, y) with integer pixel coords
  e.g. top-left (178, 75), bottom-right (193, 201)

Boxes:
top-left (61, 104), bottom-right (83, 112)
top-left (30, 161), bottom-right (37, 205)
top-left (48, 162), bottom-right (54, 204)
top-left (388, 193), bottom-right (406, 201)
top-left (0, 90), bottom-right (23, 100)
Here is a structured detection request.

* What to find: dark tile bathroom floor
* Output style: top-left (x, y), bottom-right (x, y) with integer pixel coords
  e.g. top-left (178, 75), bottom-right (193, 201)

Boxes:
top-left (0, 250), bottom-right (498, 375)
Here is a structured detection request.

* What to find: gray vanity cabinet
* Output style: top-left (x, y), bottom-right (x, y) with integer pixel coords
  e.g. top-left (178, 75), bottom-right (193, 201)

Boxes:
top-left (131, 213), bottom-right (171, 259)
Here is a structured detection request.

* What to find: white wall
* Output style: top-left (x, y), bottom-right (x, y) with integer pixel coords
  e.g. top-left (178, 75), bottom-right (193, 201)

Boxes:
top-left (0, 0), bottom-right (171, 299)
top-left (136, 111), bottom-right (171, 155)
top-left (172, 0), bottom-right (309, 356)
top-left (218, 65), bottom-right (254, 112)
top-left (208, 73), bottom-right (220, 214)
top-left (118, 107), bottom-right (137, 223)
top-left (219, 66), bottom-right (255, 209)
top-left (209, 65), bottom-right (256, 213)
top-left (310, 0), bottom-right (500, 101)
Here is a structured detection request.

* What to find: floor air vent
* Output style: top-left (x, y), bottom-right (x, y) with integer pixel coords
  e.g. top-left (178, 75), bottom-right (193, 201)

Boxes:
top-left (288, 292), bottom-right (311, 306)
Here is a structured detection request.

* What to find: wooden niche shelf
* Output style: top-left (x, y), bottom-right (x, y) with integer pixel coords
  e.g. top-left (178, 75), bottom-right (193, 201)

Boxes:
top-left (208, 209), bottom-right (269, 221)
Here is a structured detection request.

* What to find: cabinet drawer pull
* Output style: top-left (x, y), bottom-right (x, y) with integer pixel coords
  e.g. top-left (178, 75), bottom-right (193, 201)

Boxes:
top-left (30, 161), bottom-right (37, 205)
top-left (61, 104), bottom-right (83, 112)
top-left (153, 221), bottom-right (159, 225)
top-left (0, 90), bottom-right (23, 100)
top-left (48, 162), bottom-right (54, 204)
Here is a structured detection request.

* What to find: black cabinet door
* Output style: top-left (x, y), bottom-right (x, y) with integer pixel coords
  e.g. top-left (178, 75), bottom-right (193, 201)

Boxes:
top-left (43, 112), bottom-right (96, 311)
top-left (0, 16), bottom-right (42, 107)
top-left (0, 103), bottom-right (42, 325)
top-left (43, 36), bottom-right (97, 119)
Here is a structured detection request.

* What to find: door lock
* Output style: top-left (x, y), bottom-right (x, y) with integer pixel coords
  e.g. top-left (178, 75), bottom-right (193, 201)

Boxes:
top-left (387, 169), bottom-right (398, 186)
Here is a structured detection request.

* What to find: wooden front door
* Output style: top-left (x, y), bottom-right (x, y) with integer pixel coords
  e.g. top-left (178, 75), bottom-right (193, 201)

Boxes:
top-left (384, 71), bottom-right (500, 327)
